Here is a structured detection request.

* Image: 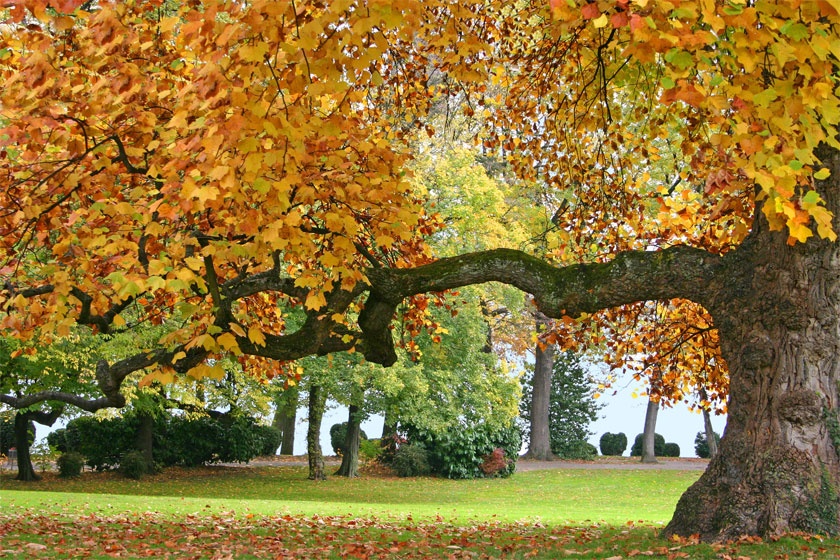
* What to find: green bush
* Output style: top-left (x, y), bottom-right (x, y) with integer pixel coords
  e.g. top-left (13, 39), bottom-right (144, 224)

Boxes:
top-left (560, 440), bottom-right (598, 460)
top-left (56, 451), bottom-right (84, 478)
top-left (630, 433), bottom-right (665, 457)
top-left (663, 442), bottom-right (681, 457)
top-left (329, 422), bottom-right (368, 456)
top-left (599, 432), bottom-right (627, 456)
top-left (66, 416), bottom-right (137, 470)
top-left (392, 444), bottom-right (431, 477)
top-left (405, 420), bottom-right (522, 479)
top-left (217, 416), bottom-right (263, 463)
top-left (695, 430), bottom-right (721, 458)
top-left (360, 438), bottom-right (383, 461)
top-left (65, 412), bottom-right (272, 469)
top-left (162, 415), bottom-right (221, 467)
top-left (254, 425), bottom-right (283, 456)
top-left (120, 450), bottom-right (149, 480)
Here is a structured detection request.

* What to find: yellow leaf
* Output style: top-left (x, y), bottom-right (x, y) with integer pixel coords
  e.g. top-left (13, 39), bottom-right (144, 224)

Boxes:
top-left (248, 326), bottom-right (266, 347)
top-left (305, 291), bottom-right (327, 310)
top-left (593, 13), bottom-right (609, 28)
top-left (788, 223), bottom-right (813, 243)
top-left (230, 323), bottom-right (246, 338)
top-left (112, 314), bottom-right (126, 327)
top-left (217, 332), bottom-right (240, 352)
top-left (814, 168), bottom-right (831, 180)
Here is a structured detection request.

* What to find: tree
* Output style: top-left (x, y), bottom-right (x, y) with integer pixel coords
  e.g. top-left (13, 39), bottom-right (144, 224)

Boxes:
top-left (3, 0), bottom-right (840, 540)
top-left (522, 315), bottom-right (556, 460)
top-left (521, 350), bottom-right (602, 459)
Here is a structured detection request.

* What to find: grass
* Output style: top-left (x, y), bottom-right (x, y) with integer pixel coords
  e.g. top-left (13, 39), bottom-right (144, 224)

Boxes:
top-left (1, 465), bottom-right (839, 559)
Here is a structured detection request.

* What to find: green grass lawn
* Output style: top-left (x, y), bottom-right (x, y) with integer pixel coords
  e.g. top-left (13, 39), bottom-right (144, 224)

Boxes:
top-left (1, 465), bottom-right (838, 559)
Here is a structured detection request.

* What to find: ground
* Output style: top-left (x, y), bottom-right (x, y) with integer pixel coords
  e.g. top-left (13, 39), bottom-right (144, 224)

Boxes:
top-left (0, 460), bottom-right (837, 558)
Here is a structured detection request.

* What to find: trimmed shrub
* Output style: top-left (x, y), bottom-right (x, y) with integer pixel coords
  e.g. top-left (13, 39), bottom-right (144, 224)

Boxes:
top-left (66, 416), bottom-right (137, 470)
top-left (254, 425), bottom-right (283, 456)
top-left (56, 451), bottom-right (84, 478)
top-left (560, 440), bottom-right (598, 460)
top-left (663, 442), bottom-right (681, 457)
top-left (65, 412), bottom-right (272, 469)
top-left (120, 450), bottom-right (149, 480)
top-left (392, 444), bottom-right (431, 477)
top-left (599, 432), bottom-right (627, 456)
top-left (405, 420), bottom-right (523, 479)
top-left (360, 438), bottom-right (383, 461)
top-left (161, 415), bottom-right (221, 467)
top-left (695, 431), bottom-right (721, 458)
top-left (217, 416), bottom-right (263, 463)
top-left (479, 448), bottom-right (510, 476)
top-left (630, 433), bottom-right (665, 457)
top-left (329, 422), bottom-right (368, 456)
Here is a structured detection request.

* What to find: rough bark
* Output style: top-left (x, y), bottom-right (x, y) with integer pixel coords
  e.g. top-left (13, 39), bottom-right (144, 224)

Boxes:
top-left (307, 384), bottom-right (327, 481)
top-left (523, 315), bottom-right (556, 460)
top-left (664, 145), bottom-right (840, 540)
top-left (702, 407), bottom-right (718, 459)
top-left (14, 412), bottom-right (37, 482)
top-left (641, 398), bottom-right (660, 464)
top-left (336, 402), bottom-right (363, 478)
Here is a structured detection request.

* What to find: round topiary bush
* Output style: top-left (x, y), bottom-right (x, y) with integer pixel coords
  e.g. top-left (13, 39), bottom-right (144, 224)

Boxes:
top-left (329, 422), bottom-right (368, 456)
top-left (599, 432), bottom-right (627, 456)
top-left (630, 433), bottom-right (665, 457)
top-left (392, 443), bottom-right (431, 477)
top-left (57, 451), bottom-right (84, 478)
top-left (663, 442), bottom-right (681, 457)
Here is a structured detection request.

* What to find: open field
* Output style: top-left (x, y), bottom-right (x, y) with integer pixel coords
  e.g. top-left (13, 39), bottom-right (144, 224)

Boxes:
top-left (1, 465), bottom-right (838, 559)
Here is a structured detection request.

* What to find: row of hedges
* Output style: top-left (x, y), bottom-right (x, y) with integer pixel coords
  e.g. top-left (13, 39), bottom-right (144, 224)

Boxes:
top-left (47, 413), bottom-right (281, 470)
top-left (599, 431), bottom-right (722, 458)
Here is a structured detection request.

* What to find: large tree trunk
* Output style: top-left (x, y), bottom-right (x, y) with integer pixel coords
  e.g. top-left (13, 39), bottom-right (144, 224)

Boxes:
top-left (306, 384), bottom-right (327, 481)
top-left (336, 402), bottom-right (363, 478)
top-left (665, 146), bottom-right (840, 540)
top-left (641, 398), bottom-right (659, 464)
top-left (14, 412), bottom-right (37, 482)
top-left (524, 315), bottom-right (556, 460)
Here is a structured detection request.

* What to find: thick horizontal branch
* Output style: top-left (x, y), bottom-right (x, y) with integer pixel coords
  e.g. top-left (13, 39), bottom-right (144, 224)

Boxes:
top-left (366, 246), bottom-right (721, 318)
top-left (357, 246), bottom-right (722, 366)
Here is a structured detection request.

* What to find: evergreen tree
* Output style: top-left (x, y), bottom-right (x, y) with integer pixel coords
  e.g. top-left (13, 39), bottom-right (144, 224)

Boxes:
top-left (520, 351), bottom-right (602, 459)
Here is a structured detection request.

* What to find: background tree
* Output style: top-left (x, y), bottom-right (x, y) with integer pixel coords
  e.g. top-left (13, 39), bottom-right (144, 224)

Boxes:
top-left (521, 350), bottom-right (602, 459)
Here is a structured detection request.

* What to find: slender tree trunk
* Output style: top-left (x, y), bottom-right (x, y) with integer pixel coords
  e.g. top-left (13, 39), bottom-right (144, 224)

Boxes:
top-left (306, 384), bottom-right (327, 481)
top-left (665, 145), bottom-right (840, 540)
top-left (702, 407), bottom-right (718, 459)
top-left (641, 398), bottom-right (659, 464)
top-left (14, 412), bottom-right (37, 482)
top-left (136, 411), bottom-right (154, 468)
top-left (336, 401), bottom-right (363, 477)
top-left (273, 387), bottom-right (298, 456)
top-left (524, 315), bottom-right (556, 460)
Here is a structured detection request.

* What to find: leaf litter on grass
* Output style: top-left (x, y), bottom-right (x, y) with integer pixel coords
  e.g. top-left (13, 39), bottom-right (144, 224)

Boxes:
top-left (2, 508), bottom-right (840, 560)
